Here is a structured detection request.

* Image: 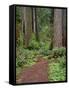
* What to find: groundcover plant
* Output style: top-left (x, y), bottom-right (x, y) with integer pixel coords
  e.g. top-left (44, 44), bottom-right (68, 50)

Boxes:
top-left (15, 6), bottom-right (67, 84)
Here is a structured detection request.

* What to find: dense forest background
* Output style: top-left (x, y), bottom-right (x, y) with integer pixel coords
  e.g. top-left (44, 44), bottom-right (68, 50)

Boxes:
top-left (16, 6), bottom-right (67, 82)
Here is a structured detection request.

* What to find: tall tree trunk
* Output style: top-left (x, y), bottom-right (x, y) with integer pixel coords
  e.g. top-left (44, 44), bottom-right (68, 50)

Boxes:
top-left (33, 8), bottom-right (39, 41)
top-left (21, 7), bottom-right (25, 46)
top-left (23, 7), bottom-right (33, 48)
top-left (53, 9), bottom-right (63, 48)
top-left (33, 8), bottom-right (36, 33)
top-left (62, 9), bottom-right (67, 47)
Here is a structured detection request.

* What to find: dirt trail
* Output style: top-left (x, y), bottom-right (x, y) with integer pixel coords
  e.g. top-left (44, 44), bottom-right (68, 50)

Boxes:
top-left (16, 57), bottom-right (48, 84)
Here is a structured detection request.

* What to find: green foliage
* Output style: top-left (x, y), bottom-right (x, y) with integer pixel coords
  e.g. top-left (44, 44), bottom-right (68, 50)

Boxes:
top-left (16, 47), bottom-right (27, 68)
top-left (48, 48), bottom-right (66, 82)
top-left (39, 48), bottom-right (51, 56)
top-left (49, 56), bottom-right (66, 81)
top-left (28, 34), bottom-right (40, 49)
top-left (28, 40), bottom-right (40, 49)
top-left (39, 26), bottom-right (53, 42)
top-left (16, 46), bottom-right (39, 69)
top-left (16, 7), bottom-right (66, 82)
top-left (39, 47), bottom-right (66, 58)
top-left (48, 47), bottom-right (66, 59)
top-left (57, 56), bottom-right (66, 68)
top-left (37, 8), bottom-right (53, 31)
top-left (16, 7), bottom-right (22, 24)
top-left (28, 32), bottom-right (51, 50)
top-left (52, 47), bottom-right (66, 56)
top-left (16, 31), bottom-right (23, 47)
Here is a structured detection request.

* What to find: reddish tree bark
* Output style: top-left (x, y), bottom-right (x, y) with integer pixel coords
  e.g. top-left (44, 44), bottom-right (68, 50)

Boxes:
top-left (53, 9), bottom-right (63, 48)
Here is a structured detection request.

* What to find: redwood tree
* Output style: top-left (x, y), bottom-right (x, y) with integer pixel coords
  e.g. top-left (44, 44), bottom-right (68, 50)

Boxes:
top-left (62, 9), bottom-right (67, 47)
top-left (32, 8), bottom-right (39, 41)
top-left (53, 9), bottom-right (63, 48)
top-left (23, 7), bottom-right (33, 48)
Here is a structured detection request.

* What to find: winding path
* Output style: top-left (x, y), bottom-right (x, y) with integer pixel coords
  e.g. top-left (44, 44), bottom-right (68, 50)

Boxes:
top-left (16, 57), bottom-right (48, 84)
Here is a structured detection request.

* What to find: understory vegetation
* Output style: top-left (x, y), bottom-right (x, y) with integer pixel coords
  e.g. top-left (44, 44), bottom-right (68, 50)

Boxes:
top-left (16, 7), bottom-right (66, 82)
top-left (16, 36), bottom-right (66, 81)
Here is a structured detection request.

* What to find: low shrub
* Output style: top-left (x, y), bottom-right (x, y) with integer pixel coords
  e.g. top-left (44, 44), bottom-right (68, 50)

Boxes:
top-left (49, 56), bottom-right (66, 81)
top-left (16, 47), bottom-right (39, 68)
top-left (47, 47), bottom-right (66, 59)
top-left (28, 40), bottom-right (40, 50)
top-left (28, 34), bottom-right (40, 50)
top-left (52, 47), bottom-right (66, 57)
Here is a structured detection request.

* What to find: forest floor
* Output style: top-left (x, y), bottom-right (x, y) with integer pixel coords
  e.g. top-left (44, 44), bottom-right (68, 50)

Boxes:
top-left (16, 57), bottom-right (48, 84)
